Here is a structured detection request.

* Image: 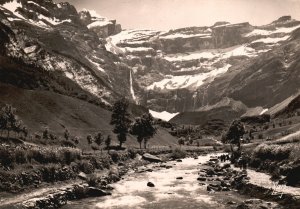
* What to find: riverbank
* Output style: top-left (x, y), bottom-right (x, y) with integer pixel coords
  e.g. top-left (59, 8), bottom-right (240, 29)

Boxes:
top-left (0, 147), bottom-right (211, 209)
top-left (197, 156), bottom-right (300, 209)
top-left (2, 148), bottom-right (299, 209)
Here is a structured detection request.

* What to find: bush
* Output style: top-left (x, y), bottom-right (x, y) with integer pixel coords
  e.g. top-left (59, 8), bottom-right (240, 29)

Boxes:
top-left (170, 148), bottom-right (186, 159)
top-left (60, 148), bottom-right (81, 165)
top-left (15, 149), bottom-right (27, 164)
top-left (0, 147), bottom-right (15, 167)
top-left (127, 147), bottom-right (137, 159)
top-left (99, 155), bottom-right (112, 169)
top-left (87, 174), bottom-right (98, 187)
top-left (79, 160), bottom-right (95, 174)
top-left (253, 144), bottom-right (291, 161)
top-left (109, 151), bottom-right (120, 163)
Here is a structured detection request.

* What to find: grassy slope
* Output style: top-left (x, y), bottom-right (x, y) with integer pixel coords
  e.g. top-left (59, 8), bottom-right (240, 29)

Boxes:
top-left (0, 84), bottom-right (177, 149)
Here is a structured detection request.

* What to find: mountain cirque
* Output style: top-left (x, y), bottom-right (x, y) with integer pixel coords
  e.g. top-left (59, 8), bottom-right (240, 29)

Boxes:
top-left (0, 0), bottom-right (300, 125)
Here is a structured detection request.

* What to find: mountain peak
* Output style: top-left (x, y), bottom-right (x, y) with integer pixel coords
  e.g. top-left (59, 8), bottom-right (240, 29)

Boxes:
top-left (273, 15), bottom-right (292, 23)
top-left (212, 21), bottom-right (230, 27)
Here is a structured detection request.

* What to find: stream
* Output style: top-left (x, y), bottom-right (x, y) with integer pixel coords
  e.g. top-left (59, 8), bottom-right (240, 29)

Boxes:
top-left (62, 154), bottom-right (250, 209)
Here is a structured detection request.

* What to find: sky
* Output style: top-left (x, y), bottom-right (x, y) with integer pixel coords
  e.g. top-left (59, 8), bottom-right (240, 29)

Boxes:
top-left (55, 0), bottom-right (300, 30)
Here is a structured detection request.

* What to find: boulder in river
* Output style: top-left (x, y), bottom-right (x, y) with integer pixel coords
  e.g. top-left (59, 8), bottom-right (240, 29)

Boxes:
top-left (197, 177), bottom-right (207, 181)
top-left (142, 153), bottom-right (162, 162)
top-left (147, 182), bottom-right (155, 187)
top-left (176, 177), bottom-right (183, 180)
top-left (78, 172), bottom-right (87, 180)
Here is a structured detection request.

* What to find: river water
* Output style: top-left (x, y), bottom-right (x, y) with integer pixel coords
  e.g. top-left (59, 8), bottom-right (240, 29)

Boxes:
top-left (62, 154), bottom-right (248, 209)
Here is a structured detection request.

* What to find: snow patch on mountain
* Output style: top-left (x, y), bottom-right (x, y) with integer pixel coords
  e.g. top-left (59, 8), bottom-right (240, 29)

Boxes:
top-left (147, 64), bottom-right (231, 90)
top-left (37, 14), bottom-right (71, 25)
top-left (160, 33), bottom-right (211, 40)
top-left (85, 56), bottom-right (105, 73)
top-left (1, 0), bottom-right (24, 19)
top-left (260, 109), bottom-right (269, 115)
top-left (87, 20), bottom-right (113, 29)
top-left (149, 110), bottom-right (179, 121)
top-left (252, 36), bottom-right (290, 44)
top-left (245, 24), bottom-right (300, 37)
top-left (165, 45), bottom-right (256, 62)
top-left (27, 1), bottom-right (48, 11)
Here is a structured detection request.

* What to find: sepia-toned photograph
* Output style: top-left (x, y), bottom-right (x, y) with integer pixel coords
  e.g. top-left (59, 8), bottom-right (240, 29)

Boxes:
top-left (0, 0), bottom-right (299, 208)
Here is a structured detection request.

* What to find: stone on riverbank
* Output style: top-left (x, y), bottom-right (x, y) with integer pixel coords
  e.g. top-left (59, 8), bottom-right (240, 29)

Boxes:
top-left (142, 153), bottom-right (162, 162)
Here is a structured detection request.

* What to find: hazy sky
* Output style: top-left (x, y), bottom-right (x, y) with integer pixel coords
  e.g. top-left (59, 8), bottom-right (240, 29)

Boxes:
top-left (56, 0), bottom-right (300, 30)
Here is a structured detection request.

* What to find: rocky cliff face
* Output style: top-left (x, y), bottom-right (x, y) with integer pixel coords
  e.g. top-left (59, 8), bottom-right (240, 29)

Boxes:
top-left (0, 0), bottom-right (128, 107)
top-left (1, 0), bottom-right (299, 127)
top-left (106, 16), bottom-right (300, 121)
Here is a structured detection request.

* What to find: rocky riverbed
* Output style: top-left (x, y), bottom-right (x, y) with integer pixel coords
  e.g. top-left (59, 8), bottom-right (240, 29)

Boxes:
top-left (1, 152), bottom-right (299, 209)
top-left (61, 153), bottom-right (292, 209)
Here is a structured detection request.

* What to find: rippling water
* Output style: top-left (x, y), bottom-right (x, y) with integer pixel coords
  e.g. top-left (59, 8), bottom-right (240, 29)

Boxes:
top-left (62, 154), bottom-right (246, 209)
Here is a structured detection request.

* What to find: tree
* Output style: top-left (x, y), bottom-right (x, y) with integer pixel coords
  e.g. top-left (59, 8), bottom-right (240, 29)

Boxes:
top-left (74, 136), bottom-right (79, 145)
top-left (0, 104), bottom-right (21, 138)
top-left (22, 126), bottom-right (28, 138)
top-left (43, 128), bottom-right (50, 140)
top-left (87, 134), bottom-right (93, 146)
top-left (110, 98), bottom-right (131, 148)
top-left (131, 113), bottom-right (157, 149)
top-left (178, 137), bottom-right (185, 148)
top-left (105, 135), bottom-right (111, 152)
top-left (225, 120), bottom-right (245, 152)
top-left (64, 129), bottom-right (70, 141)
top-left (94, 132), bottom-right (104, 153)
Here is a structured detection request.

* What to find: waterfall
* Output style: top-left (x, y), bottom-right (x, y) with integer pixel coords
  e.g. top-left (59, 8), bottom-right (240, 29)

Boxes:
top-left (130, 69), bottom-right (137, 104)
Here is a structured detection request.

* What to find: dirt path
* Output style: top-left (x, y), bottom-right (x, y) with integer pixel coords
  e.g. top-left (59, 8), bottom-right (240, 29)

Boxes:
top-left (0, 180), bottom-right (82, 207)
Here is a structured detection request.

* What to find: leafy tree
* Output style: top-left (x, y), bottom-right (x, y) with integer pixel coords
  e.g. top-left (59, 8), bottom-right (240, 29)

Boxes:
top-left (73, 136), bottom-right (79, 145)
top-left (178, 137), bottom-right (185, 148)
top-left (105, 135), bottom-right (112, 152)
top-left (224, 120), bottom-right (245, 152)
top-left (22, 126), bottom-right (28, 138)
top-left (43, 128), bottom-right (49, 140)
top-left (131, 113), bottom-right (156, 149)
top-left (64, 129), bottom-right (70, 141)
top-left (110, 98), bottom-right (131, 148)
top-left (94, 132), bottom-right (104, 153)
top-left (87, 134), bottom-right (93, 146)
top-left (0, 104), bottom-right (21, 138)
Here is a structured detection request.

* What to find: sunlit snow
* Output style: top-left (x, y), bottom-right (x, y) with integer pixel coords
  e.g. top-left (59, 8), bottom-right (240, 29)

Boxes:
top-left (252, 36), bottom-right (290, 44)
top-left (147, 64), bottom-right (231, 90)
top-left (260, 108), bottom-right (269, 115)
top-left (149, 110), bottom-right (179, 121)
top-left (245, 24), bottom-right (300, 37)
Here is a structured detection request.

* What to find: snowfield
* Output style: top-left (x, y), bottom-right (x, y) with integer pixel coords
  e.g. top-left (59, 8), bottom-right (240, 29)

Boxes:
top-left (87, 20), bottom-right (113, 29)
top-left (160, 33), bottom-right (211, 40)
top-left (252, 36), bottom-right (290, 44)
top-left (149, 110), bottom-right (179, 121)
top-left (165, 45), bottom-right (256, 63)
top-left (147, 64), bottom-right (231, 90)
top-left (245, 24), bottom-right (300, 37)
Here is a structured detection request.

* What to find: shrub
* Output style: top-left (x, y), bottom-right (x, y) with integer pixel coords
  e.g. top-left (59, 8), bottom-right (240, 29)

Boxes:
top-left (0, 147), bottom-right (15, 167)
top-left (87, 174), bottom-right (98, 187)
top-left (127, 147), bottom-right (137, 159)
top-left (60, 148), bottom-right (81, 165)
top-left (15, 149), bottom-right (27, 164)
top-left (253, 144), bottom-right (291, 161)
top-left (170, 148), bottom-right (186, 159)
top-left (79, 160), bottom-right (95, 174)
top-left (99, 155), bottom-right (112, 169)
top-left (109, 151), bottom-right (120, 163)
